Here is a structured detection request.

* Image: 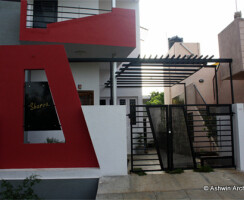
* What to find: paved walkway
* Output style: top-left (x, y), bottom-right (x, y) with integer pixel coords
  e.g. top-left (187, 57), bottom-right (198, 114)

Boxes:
top-left (96, 169), bottom-right (244, 200)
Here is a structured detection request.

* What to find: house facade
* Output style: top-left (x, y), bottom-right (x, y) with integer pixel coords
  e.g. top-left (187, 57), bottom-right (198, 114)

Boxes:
top-left (0, 0), bottom-right (141, 106)
top-left (0, 2), bottom-right (143, 194)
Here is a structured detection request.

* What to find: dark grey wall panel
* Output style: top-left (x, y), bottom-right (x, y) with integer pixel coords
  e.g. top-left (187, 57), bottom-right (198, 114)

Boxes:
top-left (0, 178), bottom-right (99, 199)
top-left (0, 1), bottom-right (21, 45)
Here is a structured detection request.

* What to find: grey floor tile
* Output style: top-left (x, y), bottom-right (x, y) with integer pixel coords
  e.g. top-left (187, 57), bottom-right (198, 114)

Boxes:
top-left (96, 193), bottom-right (124, 200)
top-left (172, 171), bottom-right (209, 190)
top-left (123, 191), bottom-right (156, 200)
top-left (128, 174), bottom-right (181, 192)
top-left (97, 176), bottom-right (131, 194)
top-left (186, 189), bottom-right (222, 199)
top-left (156, 190), bottom-right (190, 199)
top-left (217, 190), bottom-right (244, 199)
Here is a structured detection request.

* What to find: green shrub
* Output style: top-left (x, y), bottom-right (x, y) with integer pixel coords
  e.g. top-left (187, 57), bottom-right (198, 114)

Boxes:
top-left (166, 169), bottom-right (184, 174)
top-left (0, 175), bottom-right (41, 199)
top-left (46, 137), bottom-right (64, 143)
top-left (194, 165), bottom-right (214, 173)
top-left (146, 92), bottom-right (164, 105)
top-left (132, 168), bottom-right (147, 176)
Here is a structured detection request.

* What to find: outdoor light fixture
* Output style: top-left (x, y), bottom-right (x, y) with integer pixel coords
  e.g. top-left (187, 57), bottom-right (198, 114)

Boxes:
top-left (199, 79), bottom-right (204, 83)
top-left (78, 84), bottom-right (82, 89)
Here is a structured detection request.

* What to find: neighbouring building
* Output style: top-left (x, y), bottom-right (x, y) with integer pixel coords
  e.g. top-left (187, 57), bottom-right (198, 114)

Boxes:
top-left (218, 14), bottom-right (244, 104)
top-left (164, 41), bottom-right (216, 104)
top-left (165, 14), bottom-right (244, 105)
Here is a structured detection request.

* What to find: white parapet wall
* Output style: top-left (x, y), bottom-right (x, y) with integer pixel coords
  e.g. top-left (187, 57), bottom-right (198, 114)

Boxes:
top-left (0, 106), bottom-right (127, 179)
top-left (82, 105), bottom-right (127, 176)
top-left (232, 104), bottom-right (244, 171)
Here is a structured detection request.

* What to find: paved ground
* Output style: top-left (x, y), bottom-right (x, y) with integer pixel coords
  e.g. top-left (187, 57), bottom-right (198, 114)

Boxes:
top-left (96, 169), bottom-right (244, 200)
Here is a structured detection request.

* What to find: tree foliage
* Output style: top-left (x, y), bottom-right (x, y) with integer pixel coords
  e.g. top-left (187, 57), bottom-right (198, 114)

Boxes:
top-left (146, 92), bottom-right (164, 105)
top-left (0, 175), bottom-right (41, 199)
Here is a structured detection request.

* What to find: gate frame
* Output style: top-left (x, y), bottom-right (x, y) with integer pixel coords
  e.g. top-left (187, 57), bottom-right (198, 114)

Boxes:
top-left (130, 104), bottom-right (235, 172)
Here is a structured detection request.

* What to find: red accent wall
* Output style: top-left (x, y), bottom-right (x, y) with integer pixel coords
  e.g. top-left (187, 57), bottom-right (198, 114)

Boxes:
top-left (0, 45), bottom-right (99, 169)
top-left (20, 0), bottom-right (136, 48)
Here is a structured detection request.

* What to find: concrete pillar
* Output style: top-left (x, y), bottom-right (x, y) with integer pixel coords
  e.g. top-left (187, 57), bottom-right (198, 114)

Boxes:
top-left (113, 62), bottom-right (117, 105)
top-left (112, 0), bottom-right (116, 8)
top-left (232, 104), bottom-right (244, 171)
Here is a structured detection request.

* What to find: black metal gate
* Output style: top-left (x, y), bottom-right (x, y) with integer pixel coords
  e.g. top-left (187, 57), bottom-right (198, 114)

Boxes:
top-left (130, 104), bottom-right (234, 172)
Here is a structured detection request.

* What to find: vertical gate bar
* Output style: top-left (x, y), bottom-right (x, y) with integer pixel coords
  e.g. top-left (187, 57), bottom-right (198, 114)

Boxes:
top-left (130, 104), bottom-right (134, 172)
top-left (184, 83), bottom-right (187, 105)
top-left (146, 106), bottom-right (164, 170)
top-left (143, 118), bottom-right (147, 151)
top-left (183, 105), bottom-right (197, 169)
top-left (229, 62), bottom-right (235, 104)
top-left (168, 105), bottom-right (173, 170)
top-left (230, 105), bottom-right (235, 167)
top-left (215, 68), bottom-right (219, 104)
top-left (166, 105), bottom-right (170, 170)
top-left (110, 62), bottom-right (113, 105)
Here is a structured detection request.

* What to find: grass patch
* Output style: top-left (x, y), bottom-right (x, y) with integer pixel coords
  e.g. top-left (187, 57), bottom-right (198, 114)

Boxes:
top-left (132, 168), bottom-right (147, 176)
top-left (194, 165), bottom-right (214, 173)
top-left (165, 168), bottom-right (184, 174)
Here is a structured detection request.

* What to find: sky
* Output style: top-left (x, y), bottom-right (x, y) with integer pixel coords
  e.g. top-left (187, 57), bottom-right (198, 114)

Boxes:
top-left (139, 0), bottom-right (244, 57)
top-left (139, 0), bottom-right (244, 96)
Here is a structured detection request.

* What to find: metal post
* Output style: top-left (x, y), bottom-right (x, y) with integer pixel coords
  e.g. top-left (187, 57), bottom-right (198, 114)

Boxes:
top-left (168, 106), bottom-right (173, 170)
top-left (112, 0), bottom-right (116, 8)
top-left (130, 106), bottom-right (134, 172)
top-left (184, 83), bottom-right (187, 105)
top-left (230, 105), bottom-right (235, 167)
top-left (215, 68), bottom-right (219, 104)
top-left (113, 61), bottom-right (117, 105)
top-left (143, 118), bottom-right (147, 152)
top-left (229, 62), bottom-right (235, 104)
top-left (110, 62), bottom-right (113, 105)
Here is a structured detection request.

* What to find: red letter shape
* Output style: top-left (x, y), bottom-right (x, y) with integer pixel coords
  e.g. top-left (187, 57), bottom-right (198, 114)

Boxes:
top-left (0, 45), bottom-right (99, 169)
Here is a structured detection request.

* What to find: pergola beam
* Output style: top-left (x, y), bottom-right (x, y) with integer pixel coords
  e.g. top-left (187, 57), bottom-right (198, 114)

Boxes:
top-left (68, 55), bottom-right (233, 104)
top-left (68, 57), bottom-right (232, 64)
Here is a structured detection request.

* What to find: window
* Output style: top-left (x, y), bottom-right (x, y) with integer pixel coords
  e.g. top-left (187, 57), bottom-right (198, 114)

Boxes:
top-left (78, 91), bottom-right (94, 105)
top-left (119, 99), bottom-right (126, 105)
top-left (130, 99), bottom-right (136, 106)
top-left (33, 0), bottom-right (58, 28)
top-left (100, 99), bottom-right (106, 105)
top-left (24, 70), bottom-right (65, 144)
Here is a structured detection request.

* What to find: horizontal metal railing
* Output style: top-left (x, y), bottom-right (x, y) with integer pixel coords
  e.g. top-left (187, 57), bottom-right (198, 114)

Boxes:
top-left (130, 104), bottom-right (234, 172)
top-left (130, 105), bottom-right (162, 172)
top-left (184, 104), bottom-right (234, 168)
top-left (26, 1), bottom-right (112, 28)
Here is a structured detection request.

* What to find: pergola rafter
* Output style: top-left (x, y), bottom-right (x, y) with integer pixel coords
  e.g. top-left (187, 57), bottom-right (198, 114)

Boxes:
top-left (103, 55), bottom-right (231, 89)
top-left (68, 54), bottom-right (234, 104)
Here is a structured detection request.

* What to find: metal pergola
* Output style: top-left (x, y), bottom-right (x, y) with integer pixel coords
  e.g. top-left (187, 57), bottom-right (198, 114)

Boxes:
top-left (69, 55), bottom-right (234, 104)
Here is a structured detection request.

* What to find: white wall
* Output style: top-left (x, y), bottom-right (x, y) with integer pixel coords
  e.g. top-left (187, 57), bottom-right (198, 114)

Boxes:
top-left (0, 106), bottom-right (127, 178)
top-left (100, 68), bottom-right (143, 105)
top-left (82, 105), bottom-right (127, 176)
top-left (70, 63), bottom-right (100, 105)
top-left (232, 104), bottom-right (244, 171)
top-left (29, 64), bottom-right (100, 106)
